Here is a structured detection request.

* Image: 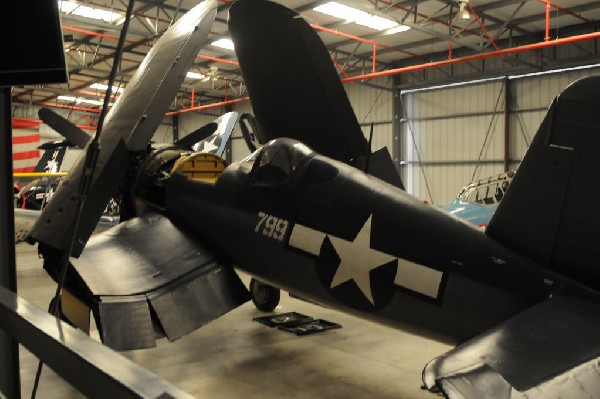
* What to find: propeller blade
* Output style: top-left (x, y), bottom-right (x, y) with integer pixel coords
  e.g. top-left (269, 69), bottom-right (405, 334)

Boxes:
top-left (192, 111), bottom-right (238, 157)
top-left (38, 107), bottom-right (91, 149)
top-left (174, 122), bottom-right (218, 150)
top-left (228, 0), bottom-right (368, 165)
top-left (29, 0), bottom-right (217, 257)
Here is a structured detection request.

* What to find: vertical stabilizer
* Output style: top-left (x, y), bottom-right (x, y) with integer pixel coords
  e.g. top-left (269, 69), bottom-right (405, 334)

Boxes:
top-left (487, 76), bottom-right (600, 286)
top-left (34, 141), bottom-right (70, 173)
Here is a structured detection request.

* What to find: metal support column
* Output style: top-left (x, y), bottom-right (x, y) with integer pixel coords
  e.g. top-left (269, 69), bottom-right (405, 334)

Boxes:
top-left (392, 88), bottom-right (404, 179)
top-left (172, 114), bottom-right (179, 143)
top-left (504, 78), bottom-right (511, 172)
top-left (0, 87), bottom-right (21, 399)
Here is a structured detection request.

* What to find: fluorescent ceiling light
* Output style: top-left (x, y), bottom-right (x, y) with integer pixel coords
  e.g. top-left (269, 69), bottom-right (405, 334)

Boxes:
top-left (60, 1), bottom-right (124, 24)
top-left (90, 83), bottom-right (124, 93)
top-left (508, 63), bottom-right (600, 79)
top-left (211, 38), bottom-right (235, 50)
top-left (58, 95), bottom-right (111, 106)
top-left (401, 77), bottom-right (503, 94)
top-left (186, 71), bottom-right (206, 80)
top-left (313, 2), bottom-right (406, 31)
top-left (402, 63), bottom-right (600, 94)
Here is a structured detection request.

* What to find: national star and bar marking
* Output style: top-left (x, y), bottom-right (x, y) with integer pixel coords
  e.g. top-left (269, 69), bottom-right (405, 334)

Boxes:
top-left (288, 215), bottom-right (443, 305)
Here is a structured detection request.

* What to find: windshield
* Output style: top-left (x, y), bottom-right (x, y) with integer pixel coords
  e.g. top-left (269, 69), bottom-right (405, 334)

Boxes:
top-left (249, 138), bottom-right (313, 187)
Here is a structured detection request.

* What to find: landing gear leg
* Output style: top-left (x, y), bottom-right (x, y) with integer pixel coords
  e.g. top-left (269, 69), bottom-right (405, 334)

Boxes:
top-left (249, 278), bottom-right (280, 311)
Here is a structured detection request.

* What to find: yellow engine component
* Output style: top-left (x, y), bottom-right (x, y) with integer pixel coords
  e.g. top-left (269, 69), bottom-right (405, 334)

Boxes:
top-left (172, 152), bottom-right (227, 183)
top-left (60, 289), bottom-right (91, 334)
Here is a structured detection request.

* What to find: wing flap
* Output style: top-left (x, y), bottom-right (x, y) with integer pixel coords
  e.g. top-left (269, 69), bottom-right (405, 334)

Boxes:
top-left (64, 212), bottom-right (250, 350)
top-left (423, 295), bottom-right (600, 398)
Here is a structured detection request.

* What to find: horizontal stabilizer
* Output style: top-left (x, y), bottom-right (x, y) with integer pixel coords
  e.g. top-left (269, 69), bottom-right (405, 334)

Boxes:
top-left (422, 295), bottom-right (600, 398)
top-left (487, 76), bottom-right (600, 286)
top-left (65, 212), bottom-right (250, 350)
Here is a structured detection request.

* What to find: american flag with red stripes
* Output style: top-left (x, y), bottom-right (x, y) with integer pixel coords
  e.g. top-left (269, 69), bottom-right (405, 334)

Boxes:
top-left (12, 119), bottom-right (41, 173)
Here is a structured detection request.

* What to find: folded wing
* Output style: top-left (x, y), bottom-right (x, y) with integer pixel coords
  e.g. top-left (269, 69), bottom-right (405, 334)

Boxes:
top-left (423, 295), bottom-right (600, 398)
top-left (61, 212), bottom-right (249, 351)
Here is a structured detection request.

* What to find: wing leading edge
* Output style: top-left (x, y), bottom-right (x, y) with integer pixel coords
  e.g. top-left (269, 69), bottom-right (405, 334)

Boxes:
top-left (423, 295), bottom-right (600, 398)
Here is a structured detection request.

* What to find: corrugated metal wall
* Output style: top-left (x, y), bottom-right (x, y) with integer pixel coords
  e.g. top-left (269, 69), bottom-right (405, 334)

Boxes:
top-left (345, 77), bottom-right (395, 155)
top-left (26, 69), bottom-right (596, 206)
top-left (402, 69), bottom-right (600, 205)
top-left (178, 77), bottom-right (395, 164)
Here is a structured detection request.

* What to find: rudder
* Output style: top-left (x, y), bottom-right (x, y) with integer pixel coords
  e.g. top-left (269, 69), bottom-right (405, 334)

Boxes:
top-left (487, 75), bottom-right (600, 286)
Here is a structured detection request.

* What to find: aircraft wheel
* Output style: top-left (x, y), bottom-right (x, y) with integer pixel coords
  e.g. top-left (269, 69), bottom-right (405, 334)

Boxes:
top-left (249, 278), bottom-right (280, 311)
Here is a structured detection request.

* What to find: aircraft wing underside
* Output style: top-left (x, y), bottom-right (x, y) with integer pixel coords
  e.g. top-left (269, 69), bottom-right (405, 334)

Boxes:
top-left (422, 295), bottom-right (600, 398)
top-left (64, 212), bottom-right (250, 351)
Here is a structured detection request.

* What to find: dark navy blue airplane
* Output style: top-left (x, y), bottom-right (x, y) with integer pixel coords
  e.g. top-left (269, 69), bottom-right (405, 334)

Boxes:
top-left (26, 0), bottom-right (600, 397)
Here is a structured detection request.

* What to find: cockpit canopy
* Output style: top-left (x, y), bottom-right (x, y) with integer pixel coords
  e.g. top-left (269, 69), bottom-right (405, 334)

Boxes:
top-left (241, 138), bottom-right (315, 187)
top-left (457, 170), bottom-right (515, 205)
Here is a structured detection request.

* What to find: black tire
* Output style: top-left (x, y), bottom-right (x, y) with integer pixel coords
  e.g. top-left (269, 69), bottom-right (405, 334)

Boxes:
top-left (249, 278), bottom-right (280, 311)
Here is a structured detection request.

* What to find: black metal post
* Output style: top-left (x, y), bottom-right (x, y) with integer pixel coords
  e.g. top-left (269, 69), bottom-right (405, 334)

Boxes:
top-left (0, 87), bottom-right (21, 398)
top-left (504, 78), bottom-right (511, 172)
top-left (392, 88), bottom-right (403, 179)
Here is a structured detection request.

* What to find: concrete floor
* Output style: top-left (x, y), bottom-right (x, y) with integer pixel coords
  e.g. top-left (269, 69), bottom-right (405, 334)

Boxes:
top-left (14, 242), bottom-right (453, 399)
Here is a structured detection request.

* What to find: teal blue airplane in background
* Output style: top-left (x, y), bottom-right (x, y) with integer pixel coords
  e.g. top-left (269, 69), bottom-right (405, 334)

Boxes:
top-left (442, 170), bottom-right (515, 228)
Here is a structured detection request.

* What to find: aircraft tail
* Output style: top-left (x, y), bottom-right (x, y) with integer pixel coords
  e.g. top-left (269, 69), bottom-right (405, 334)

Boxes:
top-left (33, 140), bottom-right (71, 173)
top-left (486, 75), bottom-right (600, 287)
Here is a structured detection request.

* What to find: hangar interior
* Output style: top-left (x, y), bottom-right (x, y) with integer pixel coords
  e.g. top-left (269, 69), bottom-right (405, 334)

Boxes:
top-left (10, 1), bottom-right (600, 204)
top-left (4, 0), bottom-right (600, 398)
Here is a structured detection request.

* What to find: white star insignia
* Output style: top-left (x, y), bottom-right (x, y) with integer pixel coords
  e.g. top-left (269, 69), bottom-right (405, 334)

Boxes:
top-left (193, 133), bottom-right (220, 154)
top-left (328, 215), bottom-right (397, 305)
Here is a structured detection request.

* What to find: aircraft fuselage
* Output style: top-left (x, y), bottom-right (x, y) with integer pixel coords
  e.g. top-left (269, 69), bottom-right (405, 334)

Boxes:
top-left (165, 138), bottom-right (593, 343)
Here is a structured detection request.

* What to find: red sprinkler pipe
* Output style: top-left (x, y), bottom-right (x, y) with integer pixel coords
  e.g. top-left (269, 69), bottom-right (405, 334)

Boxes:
top-left (198, 55), bottom-right (239, 66)
top-left (310, 24), bottom-right (418, 57)
top-left (63, 26), bottom-right (146, 46)
top-left (545, 1), bottom-right (551, 41)
top-left (82, 114), bottom-right (97, 127)
top-left (342, 31), bottom-right (600, 83)
top-left (37, 102), bottom-right (102, 114)
top-left (537, 0), bottom-right (591, 23)
top-left (372, 45), bottom-right (377, 73)
top-left (12, 117), bottom-right (96, 131)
